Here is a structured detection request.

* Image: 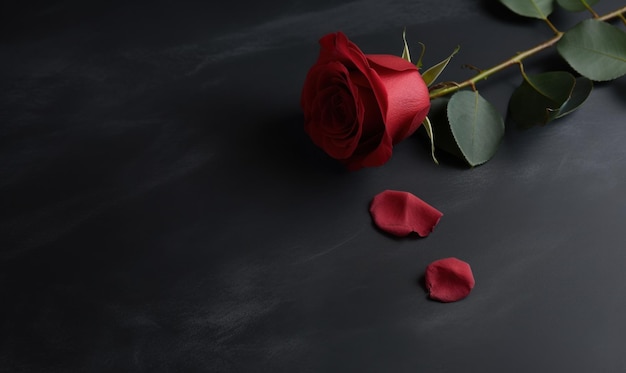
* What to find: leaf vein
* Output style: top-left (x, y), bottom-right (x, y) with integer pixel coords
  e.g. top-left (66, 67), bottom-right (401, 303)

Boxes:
top-left (566, 45), bottom-right (626, 63)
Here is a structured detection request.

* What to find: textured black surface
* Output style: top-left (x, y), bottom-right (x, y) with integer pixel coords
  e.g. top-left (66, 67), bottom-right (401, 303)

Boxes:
top-left (2, 0), bottom-right (626, 372)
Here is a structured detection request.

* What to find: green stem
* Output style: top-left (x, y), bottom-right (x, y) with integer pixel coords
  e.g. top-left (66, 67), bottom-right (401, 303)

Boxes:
top-left (429, 5), bottom-right (626, 99)
top-left (582, 0), bottom-right (599, 18)
top-left (544, 18), bottom-right (560, 35)
top-left (429, 34), bottom-right (562, 99)
top-left (599, 5), bottom-right (626, 23)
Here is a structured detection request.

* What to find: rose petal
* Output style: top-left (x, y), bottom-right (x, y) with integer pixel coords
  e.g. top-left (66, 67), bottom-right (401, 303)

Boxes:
top-left (303, 63), bottom-right (364, 160)
top-left (366, 55), bottom-right (431, 144)
top-left (366, 54), bottom-right (420, 72)
top-left (317, 33), bottom-right (389, 124)
top-left (369, 190), bottom-right (442, 237)
top-left (425, 257), bottom-right (475, 303)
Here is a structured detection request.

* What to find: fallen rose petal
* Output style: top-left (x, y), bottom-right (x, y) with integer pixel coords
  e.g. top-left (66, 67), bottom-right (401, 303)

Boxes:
top-left (425, 257), bottom-right (475, 302)
top-left (369, 190), bottom-right (443, 237)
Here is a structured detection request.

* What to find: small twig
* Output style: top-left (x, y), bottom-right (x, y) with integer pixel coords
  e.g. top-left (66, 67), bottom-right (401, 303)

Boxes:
top-left (582, 0), bottom-right (599, 18)
top-left (543, 18), bottom-right (561, 35)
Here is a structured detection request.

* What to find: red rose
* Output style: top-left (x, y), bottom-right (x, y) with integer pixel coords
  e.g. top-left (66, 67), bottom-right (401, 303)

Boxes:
top-left (301, 32), bottom-right (431, 170)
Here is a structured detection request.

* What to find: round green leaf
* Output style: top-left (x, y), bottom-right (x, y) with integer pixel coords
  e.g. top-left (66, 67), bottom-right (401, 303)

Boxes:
top-left (447, 91), bottom-right (505, 166)
top-left (509, 71), bottom-right (575, 126)
top-left (509, 72), bottom-right (593, 127)
top-left (499, 0), bottom-right (554, 19)
top-left (557, 19), bottom-right (626, 81)
top-left (556, 77), bottom-right (593, 118)
top-left (556, 0), bottom-right (599, 12)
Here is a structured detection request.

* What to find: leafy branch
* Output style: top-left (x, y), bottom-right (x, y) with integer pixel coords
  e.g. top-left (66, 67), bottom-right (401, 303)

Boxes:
top-left (429, 5), bottom-right (626, 99)
top-left (410, 1), bottom-right (626, 167)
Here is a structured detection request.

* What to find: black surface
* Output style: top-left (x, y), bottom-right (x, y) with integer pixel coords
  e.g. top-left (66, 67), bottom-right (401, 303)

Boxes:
top-left (2, 0), bottom-right (626, 371)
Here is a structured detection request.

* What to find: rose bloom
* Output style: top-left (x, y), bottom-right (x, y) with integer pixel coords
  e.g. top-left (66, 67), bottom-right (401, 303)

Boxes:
top-left (301, 32), bottom-right (431, 170)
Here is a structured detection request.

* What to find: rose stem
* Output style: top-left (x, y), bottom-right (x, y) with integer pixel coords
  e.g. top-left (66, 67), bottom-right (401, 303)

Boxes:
top-left (428, 5), bottom-right (626, 100)
top-left (543, 17), bottom-right (561, 35)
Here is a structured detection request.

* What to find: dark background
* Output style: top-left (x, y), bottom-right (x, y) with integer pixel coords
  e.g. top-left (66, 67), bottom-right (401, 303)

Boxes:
top-left (2, 0), bottom-right (626, 371)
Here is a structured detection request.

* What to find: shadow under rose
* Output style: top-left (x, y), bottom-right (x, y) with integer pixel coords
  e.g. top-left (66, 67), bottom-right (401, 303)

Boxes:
top-left (237, 111), bottom-right (348, 180)
top-left (408, 130), bottom-right (470, 170)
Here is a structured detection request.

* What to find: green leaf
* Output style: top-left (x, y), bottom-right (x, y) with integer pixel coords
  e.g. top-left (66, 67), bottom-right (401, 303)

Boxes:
top-left (509, 71), bottom-right (593, 127)
top-left (401, 28), bottom-right (411, 63)
top-left (422, 46), bottom-right (460, 87)
top-left (416, 42), bottom-right (426, 70)
top-left (499, 0), bottom-right (554, 19)
top-left (447, 91), bottom-right (505, 166)
top-left (557, 19), bottom-right (626, 81)
top-left (556, 0), bottom-right (599, 12)
top-left (422, 116), bottom-right (438, 164)
top-left (509, 72), bottom-right (567, 126)
top-left (556, 77), bottom-right (593, 118)
top-left (400, 30), bottom-right (425, 69)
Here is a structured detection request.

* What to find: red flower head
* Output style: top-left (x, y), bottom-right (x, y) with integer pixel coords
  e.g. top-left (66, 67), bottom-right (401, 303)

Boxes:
top-left (301, 32), bottom-right (431, 170)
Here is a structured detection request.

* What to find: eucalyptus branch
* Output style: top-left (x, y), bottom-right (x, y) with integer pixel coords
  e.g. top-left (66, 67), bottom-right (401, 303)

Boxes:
top-left (429, 5), bottom-right (626, 100)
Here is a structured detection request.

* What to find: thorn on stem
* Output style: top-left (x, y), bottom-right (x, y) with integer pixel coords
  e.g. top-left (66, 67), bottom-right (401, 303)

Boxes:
top-left (462, 64), bottom-right (484, 75)
top-left (428, 81), bottom-right (461, 92)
